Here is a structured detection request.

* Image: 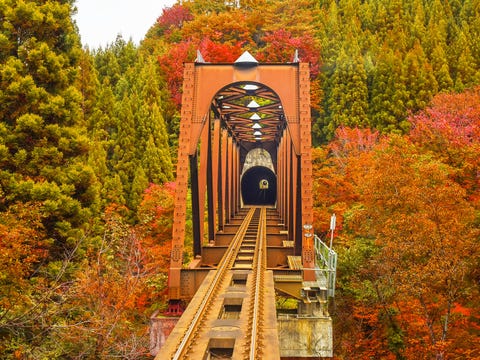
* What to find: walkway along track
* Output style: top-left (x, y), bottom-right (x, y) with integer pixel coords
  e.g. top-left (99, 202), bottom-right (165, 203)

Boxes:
top-left (157, 207), bottom-right (280, 360)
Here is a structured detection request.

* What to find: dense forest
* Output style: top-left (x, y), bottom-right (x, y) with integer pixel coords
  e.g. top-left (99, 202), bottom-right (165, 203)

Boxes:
top-left (0, 0), bottom-right (479, 358)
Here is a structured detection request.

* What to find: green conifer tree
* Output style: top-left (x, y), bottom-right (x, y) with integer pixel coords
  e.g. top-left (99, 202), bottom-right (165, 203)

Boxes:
top-left (324, 41), bottom-right (369, 138)
top-left (130, 165), bottom-right (149, 210)
top-left (132, 57), bottom-right (173, 183)
top-left (370, 48), bottom-right (397, 132)
top-left (103, 173), bottom-right (126, 206)
top-left (93, 36), bottom-right (137, 88)
top-left (403, 42), bottom-right (438, 112)
top-left (76, 49), bottom-right (98, 122)
top-left (94, 41), bottom-right (173, 212)
top-left (112, 93), bottom-right (138, 206)
top-left (0, 0), bottom-right (98, 247)
top-left (451, 31), bottom-right (478, 91)
top-left (0, 0), bottom-right (100, 355)
top-left (431, 44), bottom-right (453, 91)
top-left (407, 0), bottom-right (427, 47)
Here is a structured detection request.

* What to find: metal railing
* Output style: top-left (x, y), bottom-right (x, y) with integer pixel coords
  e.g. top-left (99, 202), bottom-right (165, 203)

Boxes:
top-left (314, 235), bottom-right (337, 298)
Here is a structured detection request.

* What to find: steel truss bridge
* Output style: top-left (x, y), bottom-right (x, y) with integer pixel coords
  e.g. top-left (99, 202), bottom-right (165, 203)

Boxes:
top-left (151, 51), bottom-right (337, 359)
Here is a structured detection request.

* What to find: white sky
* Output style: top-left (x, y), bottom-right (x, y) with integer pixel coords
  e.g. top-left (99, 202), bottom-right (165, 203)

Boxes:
top-left (74, 0), bottom-right (177, 49)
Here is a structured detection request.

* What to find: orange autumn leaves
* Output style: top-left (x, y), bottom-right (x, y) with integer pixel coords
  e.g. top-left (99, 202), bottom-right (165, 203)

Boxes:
top-left (313, 87), bottom-right (480, 359)
top-left (50, 183), bottom-right (175, 356)
top-left (0, 203), bottom-right (48, 313)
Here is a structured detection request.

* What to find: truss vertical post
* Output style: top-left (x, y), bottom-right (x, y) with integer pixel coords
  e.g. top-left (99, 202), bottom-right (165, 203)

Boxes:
top-left (198, 122), bottom-right (209, 246)
top-left (225, 136), bottom-right (233, 224)
top-left (207, 117), bottom-right (217, 242)
top-left (220, 128), bottom-right (227, 229)
top-left (232, 140), bottom-right (236, 214)
top-left (285, 133), bottom-right (290, 233)
top-left (277, 135), bottom-right (284, 224)
top-left (283, 132), bottom-right (289, 229)
top-left (190, 153), bottom-right (202, 257)
top-left (232, 142), bottom-right (237, 215)
top-left (292, 152), bottom-right (300, 255)
top-left (299, 63), bottom-right (315, 281)
top-left (288, 141), bottom-right (296, 253)
top-left (168, 63), bottom-right (195, 301)
top-left (234, 143), bottom-right (239, 214)
top-left (216, 126), bottom-right (223, 232)
top-left (212, 119), bottom-right (220, 228)
top-left (283, 132), bottom-right (287, 229)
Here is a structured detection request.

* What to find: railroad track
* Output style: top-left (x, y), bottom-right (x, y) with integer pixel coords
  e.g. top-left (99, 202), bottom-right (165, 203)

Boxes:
top-left (159, 207), bottom-right (274, 360)
top-left (245, 208), bottom-right (266, 359)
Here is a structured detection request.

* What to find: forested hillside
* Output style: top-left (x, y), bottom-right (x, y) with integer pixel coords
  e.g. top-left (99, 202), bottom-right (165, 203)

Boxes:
top-left (0, 0), bottom-right (479, 358)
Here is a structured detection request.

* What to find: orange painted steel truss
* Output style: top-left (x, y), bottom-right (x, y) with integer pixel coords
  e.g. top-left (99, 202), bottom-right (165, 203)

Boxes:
top-left (168, 55), bottom-right (315, 301)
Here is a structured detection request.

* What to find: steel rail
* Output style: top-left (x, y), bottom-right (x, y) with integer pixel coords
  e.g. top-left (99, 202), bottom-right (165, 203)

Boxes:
top-left (247, 207), bottom-right (266, 359)
top-left (171, 208), bottom-right (257, 360)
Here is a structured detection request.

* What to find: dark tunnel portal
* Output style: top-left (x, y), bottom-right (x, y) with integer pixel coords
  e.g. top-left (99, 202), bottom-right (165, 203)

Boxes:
top-left (241, 166), bottom-right (277, 206)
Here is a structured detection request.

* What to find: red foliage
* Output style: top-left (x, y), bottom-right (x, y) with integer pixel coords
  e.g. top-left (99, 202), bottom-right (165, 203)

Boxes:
top-left (408, 86), bottom-right (480, 204)
top-left (199, 37), bottom-right (244, 63)
top-left (157, 4), bottom-right (193, 31)
top-left (409, 87), bottom-right (480, 148)
top-left (256, 29), bottom-right (321, 78)
top-left (346, 136), bottom-right (480, 359)
top-left (344, 304), bottom-right (395, 359)
top-left (158, 37), bottom-right (245, 107)
top-left (62, 184), bottom-right (176, 355)
top-left (158, 41), bottom-right (197, 106)
top-left (452, 303), bottom-right (472, 317)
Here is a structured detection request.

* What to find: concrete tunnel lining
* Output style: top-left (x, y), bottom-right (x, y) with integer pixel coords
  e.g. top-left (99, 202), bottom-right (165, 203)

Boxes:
top-left (241, 166), bottom-right (277, 206)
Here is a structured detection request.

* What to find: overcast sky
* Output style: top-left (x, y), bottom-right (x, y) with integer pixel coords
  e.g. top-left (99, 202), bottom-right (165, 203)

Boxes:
top-left (74, 0), bottom-right (176, 49)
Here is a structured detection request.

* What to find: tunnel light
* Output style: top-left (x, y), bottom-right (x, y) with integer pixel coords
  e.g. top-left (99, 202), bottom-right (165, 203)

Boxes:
top-left (244, 84), bottom-right (259, 90)
top-left (247, 100), bottom-right (260, 109)
top-left (255, 137), bottom-right (262, 141)
top-left (252, 123), bottom-right (262, 129)
top-left (250, 113), bottom-right (261, 121)
top-left (253, 130), bottom-right (262, 136)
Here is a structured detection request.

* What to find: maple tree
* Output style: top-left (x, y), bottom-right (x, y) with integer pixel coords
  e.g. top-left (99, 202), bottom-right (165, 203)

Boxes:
top-left (311, 127), bottom-right (379, 232)
top-left (256, 29), bottom-right (320, 76)
top-left (182, 9), bottom-right (254, 46)
top-left (156, 4), bottom-right (194, 36)
top-left (0, 203), bottom-right (48, 336)
top-left (49, 183), bottom-right (175, 357)
top-left (409, 86), bottom-right (480, 205)
top-left (334, 135), bottom-right (480, 359)
top-left (59, 204), bottom-right (152, 357)
top-left (198, 37), bottom-right (244, 62)
top-left (157, 40), bottom-right (197, 107)
top-left (136, 182), bottom-right (175, 283)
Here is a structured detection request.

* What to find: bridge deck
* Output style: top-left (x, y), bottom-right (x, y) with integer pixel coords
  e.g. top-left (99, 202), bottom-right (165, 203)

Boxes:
top-left (156, 207), bottom-right (280, 360)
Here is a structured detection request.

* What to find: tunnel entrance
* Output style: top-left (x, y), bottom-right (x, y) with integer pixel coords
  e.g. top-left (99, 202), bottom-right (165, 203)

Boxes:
top-left (241, 166), bottom-right (277, 206)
